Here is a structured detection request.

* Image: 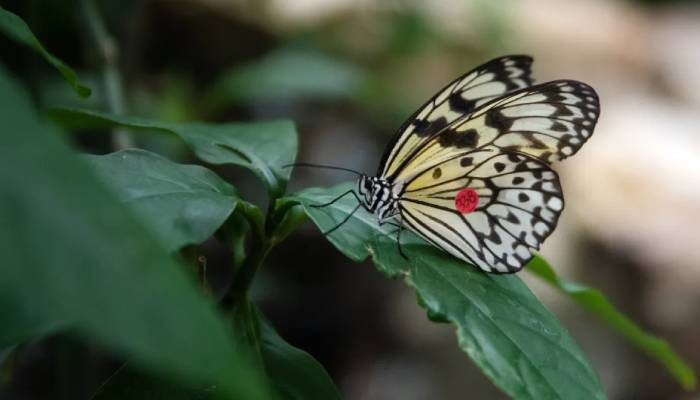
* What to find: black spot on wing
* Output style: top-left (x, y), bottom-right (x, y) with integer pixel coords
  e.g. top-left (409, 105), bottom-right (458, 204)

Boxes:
top-left (515, 161), bottom-right (529, 172)
top-left (411, 118), bottom-right (429, 135)
top-left (506, 211), bottom-right (520, 224)
top-left (551, 121), bottom-right (568, 132)
top-left (506, 153), bottom-right (521, 163)
top-left (485, 108), bottom-right (514, 132)
top-left (437, 128), bottom-right (478, 148)
top-left (553, 105), bottom-right (574, 118)
top-left (413, 116), bottom-right (449, 138)
top-left (448, 92), bottom-right (478, 113)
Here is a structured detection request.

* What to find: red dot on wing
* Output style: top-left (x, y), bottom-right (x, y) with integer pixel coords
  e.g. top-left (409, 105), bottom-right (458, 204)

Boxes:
top-left (455, 188), bottom-right (479, 214)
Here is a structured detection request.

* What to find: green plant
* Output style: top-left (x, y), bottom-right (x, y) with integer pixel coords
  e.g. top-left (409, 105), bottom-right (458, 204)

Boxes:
top-left (0, 6), bottom-right (695, 400)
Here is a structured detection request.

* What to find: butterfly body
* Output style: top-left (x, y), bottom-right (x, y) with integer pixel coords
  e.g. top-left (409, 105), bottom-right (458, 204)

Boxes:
top-left (320, 55), bottom-right (599, 273)
top-left (357, 175), bottom-right (399, 223)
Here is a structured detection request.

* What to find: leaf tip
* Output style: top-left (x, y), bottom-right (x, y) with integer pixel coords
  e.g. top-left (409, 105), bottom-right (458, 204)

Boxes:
top-left (76, 84), bottom-right (92, 98)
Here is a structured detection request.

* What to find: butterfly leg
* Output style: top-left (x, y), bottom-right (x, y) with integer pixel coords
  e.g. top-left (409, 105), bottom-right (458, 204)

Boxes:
top-left (381, 221), bottom-right (408, 260)
top-left (395, 224), bottom-right (408, 260)
top-left (310, 189), bottom-right (360, 209)
top-left (322, 203), bottom-right (361, 236)
top-left (309, 189), bottom-right (363, 235)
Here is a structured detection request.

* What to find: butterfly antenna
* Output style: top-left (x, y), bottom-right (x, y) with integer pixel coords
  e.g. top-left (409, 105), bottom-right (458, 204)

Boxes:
top-left (284, 162), bottom-right (365, 176)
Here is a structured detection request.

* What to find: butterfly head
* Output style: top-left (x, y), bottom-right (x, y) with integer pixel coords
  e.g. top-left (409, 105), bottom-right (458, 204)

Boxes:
top-left (358, 175), bottom-right (398, 223)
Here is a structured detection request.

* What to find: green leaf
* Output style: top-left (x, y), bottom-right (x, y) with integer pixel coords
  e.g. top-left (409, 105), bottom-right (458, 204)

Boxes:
top-left (527, 256), bottom-right (696, 390)
top-left (290, 183), bottom-right (606, 400)
top-left (0, 67), bottom-right (269, 399)
top-left (92, 305), bottom-right (342, 400)
top-left (84, 149), bottom-right (238, 252)
top-left (0, 301), bottom-right (68, 350)
top-left (91, 365), bottom-right (217, 400)
top-left (0, 6), bottom-right (91, 98)
top-left (49, 108), bottom-right (297, 197)
top-left (256, 308), bottom-right (342, 400)
top-left (287, 185), bottom-right (387, 262)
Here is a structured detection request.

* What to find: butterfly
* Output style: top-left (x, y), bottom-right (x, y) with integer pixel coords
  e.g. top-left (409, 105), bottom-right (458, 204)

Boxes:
top-left (301, 55), bottom-right (599, 273)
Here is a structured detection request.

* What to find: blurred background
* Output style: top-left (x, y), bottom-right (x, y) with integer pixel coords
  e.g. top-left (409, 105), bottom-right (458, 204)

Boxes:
top-left (1, 0), bottom-right (699, 399)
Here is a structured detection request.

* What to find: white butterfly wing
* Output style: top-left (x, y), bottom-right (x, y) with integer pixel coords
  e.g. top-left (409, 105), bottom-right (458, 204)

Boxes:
top-left (348, 54), bottom-right (601, 273)
top-left (391, 79), bottom-right (598, 273)
top-left (390, 80), bottom-right (599, 184)
top-left (400, 151), bottom-right (563, 273)
top-left (379, 55), bottom-right (534, 178)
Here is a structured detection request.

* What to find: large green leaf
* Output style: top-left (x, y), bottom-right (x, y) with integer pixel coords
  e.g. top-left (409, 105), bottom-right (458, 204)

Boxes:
top-left (49, 107), bottom-right (297, 197)
top-left (0, 7), bottom-right (91, 98)
top-left (256, 309), bottom-right (342, 400)
top-left (231, 299), bottom-right (344, 400)
top-left (92, 305), bottom-right (342, 400)
top-left (527, 257), bottom-right (696, 390)
top-left (0, 67), bottom-right (270, 399)
top-left (90, 366), bottom-right (214, 400)
top-left (290, 183), bottom-right (606, 400)
top-left (84, 149), bottom-right (238, 252)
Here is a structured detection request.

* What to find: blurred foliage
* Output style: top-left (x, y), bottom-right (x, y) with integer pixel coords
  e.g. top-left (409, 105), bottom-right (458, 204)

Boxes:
top-left (0, 1), bottom-right (697, 400)
top-left (527, 257), bottom-right (696, 390)
top-left (0, 6), bottom-right (90, 97)
top-left (92, 305), bottom-right (340, 400)
top-left (206, 48), bottom-right (366, 109)
top-left (0, 65), bottom-right (269, 399)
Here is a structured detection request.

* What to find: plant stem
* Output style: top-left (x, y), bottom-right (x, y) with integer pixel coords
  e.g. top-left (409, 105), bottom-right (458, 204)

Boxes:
top-left (230, 297), bottom-right (264, 367)
top-left (222, 201), bottom-right (274, 308)
top-left (80, 0), bottom-right (132, 149)
top-left (224, 238), bottom-right (272, 308)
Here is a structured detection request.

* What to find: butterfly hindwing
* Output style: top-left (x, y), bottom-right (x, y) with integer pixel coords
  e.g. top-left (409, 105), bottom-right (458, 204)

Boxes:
top-left (379, 55), bottom-right (534, 178)
top-left (399, 151), bottom-right (563, 273)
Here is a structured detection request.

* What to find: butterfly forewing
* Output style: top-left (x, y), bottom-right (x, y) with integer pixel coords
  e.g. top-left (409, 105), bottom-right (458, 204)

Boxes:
top-left (399, 152), bottom-right (563, 273)
top-left (379, 55), bottom-right (534, 178)
top-left (389, 80), bottom-right (599, 184)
